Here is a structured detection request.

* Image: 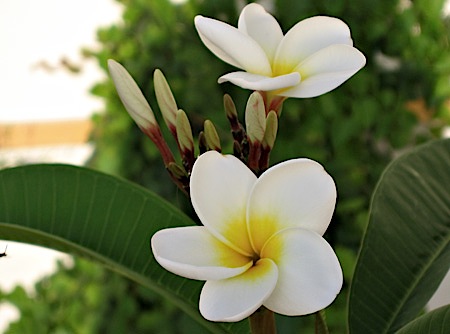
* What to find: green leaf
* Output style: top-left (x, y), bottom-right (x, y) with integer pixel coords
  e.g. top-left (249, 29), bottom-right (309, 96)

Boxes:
top-left (0, 164), bottom-right (249, 334)
top-left (395, 305), bottom-right (450, 333)
top-left (348, 139), bottom-right (450, 333)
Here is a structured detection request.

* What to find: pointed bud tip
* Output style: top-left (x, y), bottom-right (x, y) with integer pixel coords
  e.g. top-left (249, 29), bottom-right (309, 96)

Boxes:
top-left (262, 110), bottom-right (278, 149)
top-left (154, 69), bottom-right (178, 134)
top-left (107, 59), bottom-right (157, 130)
top-left (176, 109), bottom-right (195, 153)
top-left (204, 120), bottom-right (222, 152)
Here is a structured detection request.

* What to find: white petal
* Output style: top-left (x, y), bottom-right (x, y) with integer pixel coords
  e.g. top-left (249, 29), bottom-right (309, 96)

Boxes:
top-left (190, 151), bottom-right (257, 256)
top-left (281, 44), bottom-right (366, 98)
top-left (273, 16), bottom-right (353, 74)
top-left (261, 228), bottom-right (343, 315)
top-left (238, 3), bottom-right (283, 63)
top-left (200, 258), bottom-right (278, 322)
top-left (218, 71), bottom-right (300, 91)
top-left (247, 158), bottom-right (336, 252)
top-left (194, 16), bottom-right (272, 76)
top-left (151, 226), bottom-right (252, 280)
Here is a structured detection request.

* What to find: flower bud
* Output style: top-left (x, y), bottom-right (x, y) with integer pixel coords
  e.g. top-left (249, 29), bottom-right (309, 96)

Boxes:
top-left (154, 69), bottom-right (178, 137)
top-left (167, 162), bottom-right (188, 179)
top-left (108, 59), bottom-right (157, 130)
top-left (203, 120), bottom-right (221, 152)
top-left (176, 109), bottom-right (194, 154)
top-left (245, 92), bottom-right (266, 144)
top-left (224, 94), bottom-right (246, 144)
top-left (262, 110), bottom-right (278, 150)
top-left (176, 109), bottom-right (195, 172)
top-left (224, 94), bottom-right (238, 123)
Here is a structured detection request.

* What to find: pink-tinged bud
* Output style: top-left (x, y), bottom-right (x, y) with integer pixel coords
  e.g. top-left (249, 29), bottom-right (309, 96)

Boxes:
top-left (245, 92), bottom-right (266, 144)
top-left (224, 94), bottom-right (238, 123)
top-left (107, 59), bottom-right (157, 130)
top-left (262, 110), bottom-right (278, 150)
top-left (259, 110), bottom-right (279, 172)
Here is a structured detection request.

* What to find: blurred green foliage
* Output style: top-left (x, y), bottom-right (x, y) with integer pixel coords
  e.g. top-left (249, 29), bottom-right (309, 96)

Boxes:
top-left (6, 0), bottom-right (445, 332)
top-left (1, 258), bottom-right (204, 333)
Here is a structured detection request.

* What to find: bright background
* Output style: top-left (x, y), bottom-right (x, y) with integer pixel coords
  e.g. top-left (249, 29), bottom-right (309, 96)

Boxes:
top-left (0, 0), bottom-right (122, 331)
top-left (0, 0), bottom-right (122, 123)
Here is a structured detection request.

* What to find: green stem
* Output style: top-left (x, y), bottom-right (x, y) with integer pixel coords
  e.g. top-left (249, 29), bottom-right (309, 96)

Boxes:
top-left (315, 310), bottom-right (329, 334)
top-left (249, 307), bottom-right (277, 334)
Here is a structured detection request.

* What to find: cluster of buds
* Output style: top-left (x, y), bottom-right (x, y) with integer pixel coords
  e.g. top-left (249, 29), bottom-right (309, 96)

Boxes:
top-left (225, 92), bottom-right (279, 175)
top-left (108, 60), bottom-right (278, 196)
top-left (108, 60), bottom-right (192, 195)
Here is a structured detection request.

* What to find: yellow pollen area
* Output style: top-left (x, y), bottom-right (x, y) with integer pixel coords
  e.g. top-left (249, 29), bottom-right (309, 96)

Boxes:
top-left (213, 238), bottom-right (253, 268)
top-left (269, 60), bottom-right (303, 96)
top-left (271, 59), bottom-right (298, 78)
top-left (248, 213), bottom-right (280, 255)
top-left (219, 211), bottom-right (255, 257)
top-left (241, 258), bottom-right (276, 282)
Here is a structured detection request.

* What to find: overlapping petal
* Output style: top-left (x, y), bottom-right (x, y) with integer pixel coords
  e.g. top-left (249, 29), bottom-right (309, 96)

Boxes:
top-left (190, 151), bottom-right (256, 256)
top-left (194, 16), bottom-right (272, 76)
top-left (261, 228), bottom-right (343, 315)
top-left (218, 71), bottom-right (300, 91)
top-left (237, 3), bottom-right (283, 63)
top-left (151, 226), bottom-right (252, 280)
top-left (247, 158), bottom-right (336, 252)
top-left (273, 16), bottom-right (353, 75)
top-left (200, 258), bottom-right (278, 322)
top-left (280, 44), bottom-right (367, 98)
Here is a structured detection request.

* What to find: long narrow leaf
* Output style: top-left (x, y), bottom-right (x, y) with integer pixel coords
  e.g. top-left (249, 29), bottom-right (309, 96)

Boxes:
top-left (0, 164), bottom-right (249, 334)
top-left (348, 139), bottom-right (450, 333)
top-left (396, 305), bottom-right (450, 333)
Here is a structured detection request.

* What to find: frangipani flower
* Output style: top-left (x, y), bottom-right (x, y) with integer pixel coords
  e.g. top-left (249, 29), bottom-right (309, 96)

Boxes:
top-left (195, 3), bottom-right (366, 98)
top-left (151, 151), bottom-right (342, 322)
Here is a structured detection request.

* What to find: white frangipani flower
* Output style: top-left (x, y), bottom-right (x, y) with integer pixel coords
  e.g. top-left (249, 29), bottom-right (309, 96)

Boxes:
top-left (195, 3), bottom-right (366, 98)
top-left (151, 151), bottom-right (342, 322)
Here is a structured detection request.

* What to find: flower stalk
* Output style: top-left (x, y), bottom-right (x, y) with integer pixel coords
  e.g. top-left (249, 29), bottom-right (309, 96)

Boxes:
top-left (249, 307), bottom-right (277, 334)
top-left (315, 310), bottom-right (330, 334)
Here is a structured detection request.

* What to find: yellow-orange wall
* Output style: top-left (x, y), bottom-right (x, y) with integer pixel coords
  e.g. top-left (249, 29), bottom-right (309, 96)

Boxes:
top-left (0, 120), bottom-right (92, 148)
